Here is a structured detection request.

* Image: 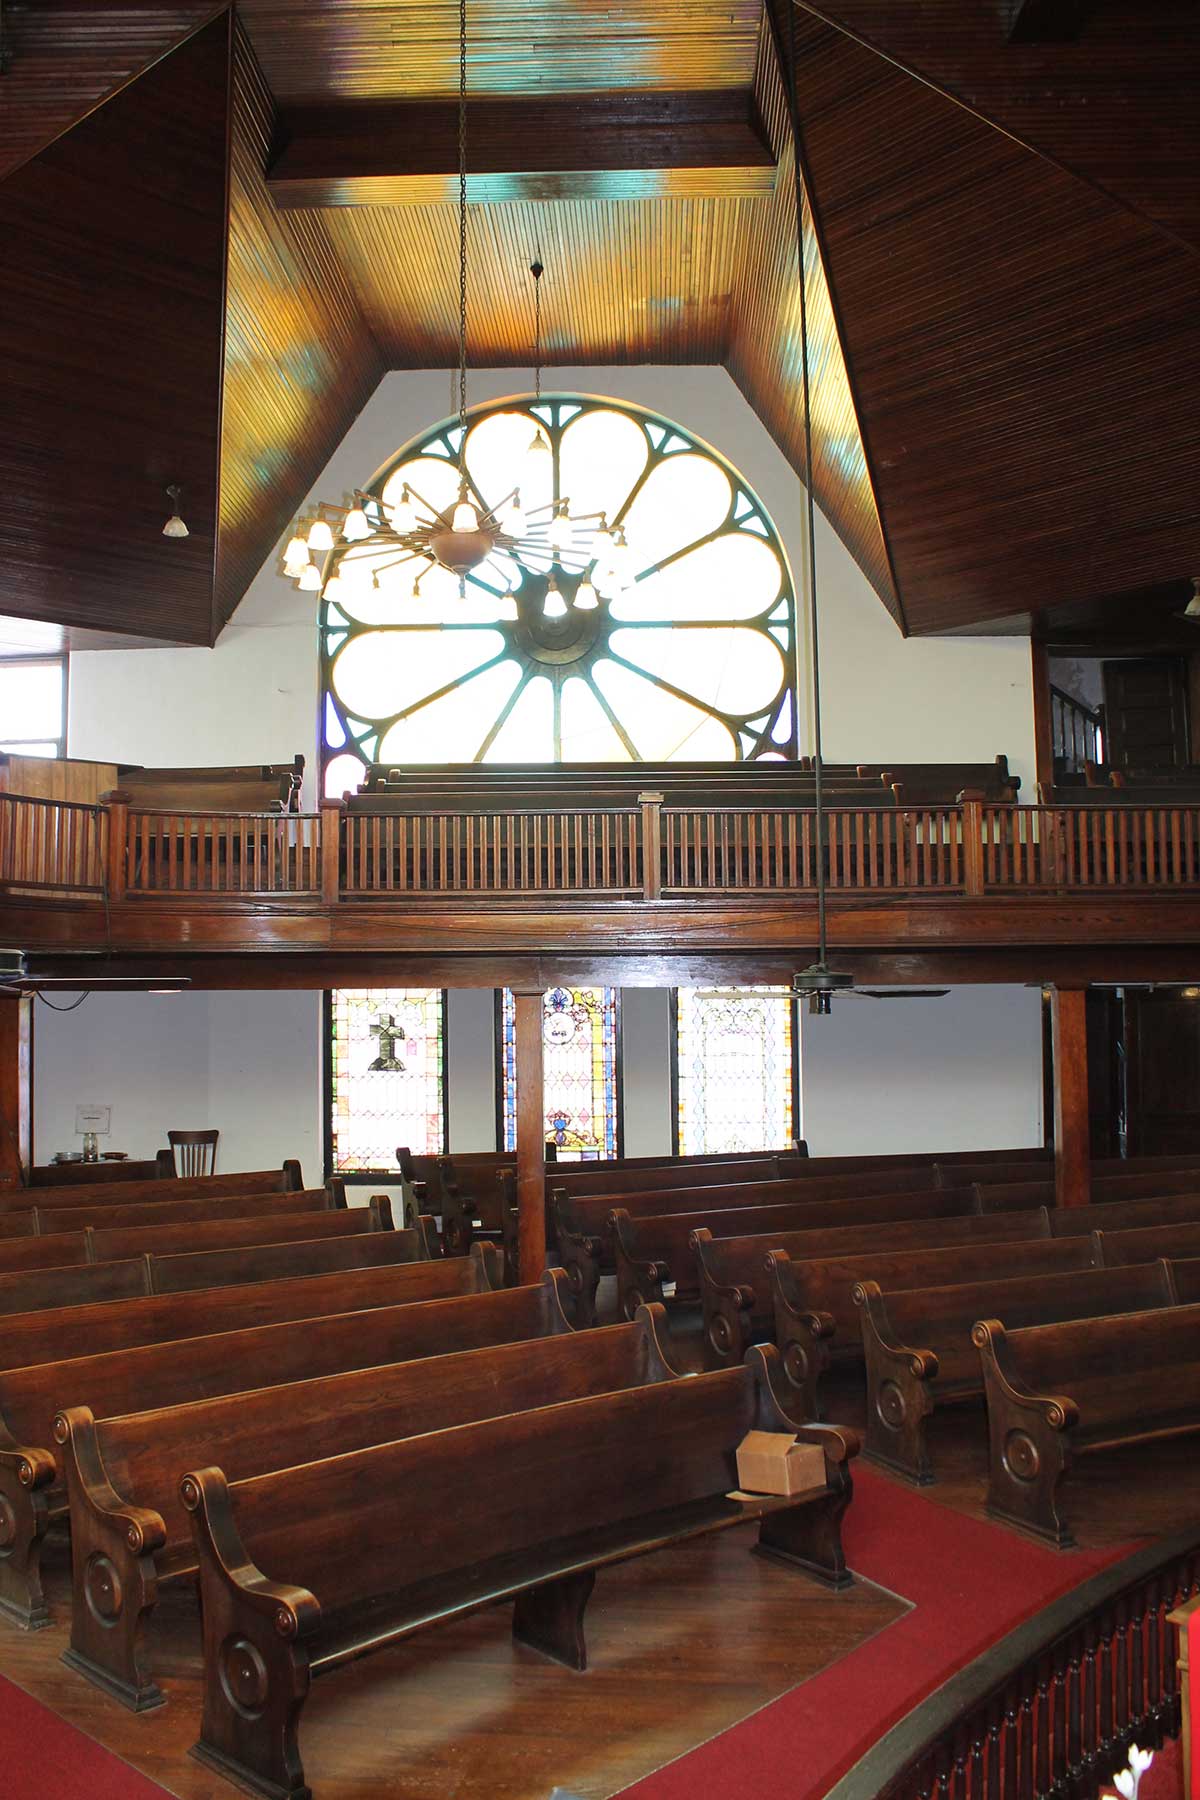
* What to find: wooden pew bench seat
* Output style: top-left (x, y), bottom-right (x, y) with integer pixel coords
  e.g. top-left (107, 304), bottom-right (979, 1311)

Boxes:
top-left (975, 1299), bottom-right (1200, 1546)
top-left (183, 1349), bottom-right (858, 1800)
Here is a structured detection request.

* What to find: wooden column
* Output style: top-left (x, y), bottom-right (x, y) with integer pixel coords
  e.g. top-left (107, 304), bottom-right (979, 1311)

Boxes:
top-left (0, 994), bottom-right (32, 1191)
top-left (1051, 985), bottom-right (1091, 1209)
top-left (512, 985), bottom-right (546, 1283)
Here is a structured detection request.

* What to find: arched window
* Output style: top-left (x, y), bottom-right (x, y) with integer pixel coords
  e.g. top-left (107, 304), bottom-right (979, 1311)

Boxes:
top-left (320, 396), bottom-right (798, 793)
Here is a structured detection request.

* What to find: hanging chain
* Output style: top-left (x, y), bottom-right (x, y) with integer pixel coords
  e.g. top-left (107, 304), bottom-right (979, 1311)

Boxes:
top-left (533, 265), bottom-right (543, 402)
top-left (456, 0), bottom-right (467, 435)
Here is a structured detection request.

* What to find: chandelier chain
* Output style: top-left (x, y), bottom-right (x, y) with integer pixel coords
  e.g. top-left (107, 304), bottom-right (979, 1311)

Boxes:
top-left (458, 0), bottom-right (468, 435)
top-left (534, 268), bottom-right (542, 403)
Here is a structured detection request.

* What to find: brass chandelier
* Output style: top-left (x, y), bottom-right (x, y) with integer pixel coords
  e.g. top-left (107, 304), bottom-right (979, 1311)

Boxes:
top-left (282, 2), bottom-right (630, 617)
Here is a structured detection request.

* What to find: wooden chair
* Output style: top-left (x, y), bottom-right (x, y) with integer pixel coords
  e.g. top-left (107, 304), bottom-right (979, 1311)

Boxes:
top-left (168, 1130), bottom-right (219, 1177)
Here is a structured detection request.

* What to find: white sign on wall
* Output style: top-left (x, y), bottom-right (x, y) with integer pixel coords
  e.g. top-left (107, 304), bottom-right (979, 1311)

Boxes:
top-left (74, 1104), bottom-right (111, 1135)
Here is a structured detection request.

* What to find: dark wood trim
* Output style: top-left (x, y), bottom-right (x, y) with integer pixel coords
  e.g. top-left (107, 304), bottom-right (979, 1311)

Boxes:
top-left (1030, 640), bottom-right (1055, 792)
top-left (267, 90), bottom-right (778, 207)
top-left (0, 994), bottom-right (32, 1191)
top-left (512, 986), bottom-right (546, 1284)
top-left (1051, 986), bottom-right (1091, 1208)
top-left (1005, 0), bottom-right (1099, 43)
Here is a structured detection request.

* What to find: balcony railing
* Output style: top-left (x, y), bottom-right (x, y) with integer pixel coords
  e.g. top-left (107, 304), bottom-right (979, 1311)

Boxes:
top-left (3, 792), bottom-right (1200, 905)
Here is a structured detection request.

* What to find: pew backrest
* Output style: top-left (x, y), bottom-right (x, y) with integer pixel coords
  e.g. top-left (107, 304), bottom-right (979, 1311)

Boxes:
top-left (0, 1239), bottom-right (496, 1371)
top-left (86, 1197), bottom-right (392, 1265)
top-left (33, 1187), bottom-right (334, 1237)
top-left (0, 1271), bottom-right (577, 1453)
top-left (2, 1163), bottom-right (305, 1213)
top-left (0, 1258), bottom-right (148, 1317)
top-left (147, 1220), bottom-right (435, 1294)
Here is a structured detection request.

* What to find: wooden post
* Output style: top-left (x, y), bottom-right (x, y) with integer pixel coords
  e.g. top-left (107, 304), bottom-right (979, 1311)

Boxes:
top-left (959, 788), bottom-right (985, 897)
top-left (639, 792), bottom-right (663, 901)
top-left (104, 794), bottom-right (128, 901)
top-left (320, 802), bottom-right (342, 905)
top-left (0, 994), bottom-right (32, 1190)
top-left (512, 985), bottom-right (546, 1284)
top-left (1167, 1597), bottom-right (1199, 1800)
top-left (1051, 986), bottom-right (1091, 1209)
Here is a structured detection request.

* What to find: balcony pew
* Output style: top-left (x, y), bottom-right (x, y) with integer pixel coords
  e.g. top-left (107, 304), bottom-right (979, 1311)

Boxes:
top-left (58, 1296), bottom-right (668, 1709)
top-left (29, 1154), bottom-right (173, 1186)
top-left (0, 1162), bottom-right (306, 1214)
top-left (605, 1189), bottom-right (1023, 1324)
top-left (85, 1196), bottom-right (393, 1266)
top-left (115, 756), bottom-right (304, 813)
top-left (554, 1179), bottom-right (978, 1325)
top-left (183, 1349), bottom-right (858, 1800)
top-left (975, 1301), bottom-right (1200, 1546)
top-left (0, 1260), bottom-right (562, 1631)
top-left (696, 1209), bottom-right (1059, 1370)
top-left (855, 1261), bottom-right (1177, 1485)
top-left (31, 1187), bottom-right (339, 1238)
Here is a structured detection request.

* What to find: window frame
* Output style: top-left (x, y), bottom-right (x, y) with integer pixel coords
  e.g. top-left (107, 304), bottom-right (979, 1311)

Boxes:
top-left (668, 985), bottom-right (801, 1156)
top-left (494, 986), bottom-right (625, 1162)
top-left (0, 653), bottom-right (69, 759)
top-left (322, 987), bottom-right (450, 1183)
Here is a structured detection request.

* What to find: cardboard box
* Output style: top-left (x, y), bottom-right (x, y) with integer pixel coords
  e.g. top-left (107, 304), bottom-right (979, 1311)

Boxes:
top-left (734, 1432), bottom-right (827, 1498)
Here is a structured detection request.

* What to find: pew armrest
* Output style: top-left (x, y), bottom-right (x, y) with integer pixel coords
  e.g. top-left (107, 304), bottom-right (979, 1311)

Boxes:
top-left (54, 1407), bottom-right (167, 1558)
top-left (182, 1467), bottom-right (321, 1643)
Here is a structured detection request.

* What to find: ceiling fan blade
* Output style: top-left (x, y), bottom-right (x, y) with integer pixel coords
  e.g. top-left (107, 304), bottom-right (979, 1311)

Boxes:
top-left (857, 988), bottom-right (950, 999)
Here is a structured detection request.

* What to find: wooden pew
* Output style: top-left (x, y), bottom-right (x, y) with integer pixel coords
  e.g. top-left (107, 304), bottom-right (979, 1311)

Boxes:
top-left (549, 1173), bottom-right (971, 1320)
top-left (0, 1162), bottom-right (306, 1214)
top-left (0, 1213), bottom-right (38, 1240)
top-left (1091, 1222), bottom-right (1200, 1265)
top-left (59, 1294), bottom-right (671, 1708)
top-left (1048, 1193), bottom-right (1200, 1236)
top-left (975, 1168), bottom-right (1200, 1214)
top-left (975, 1300), bottom-right (1200, 1546)
top-left (0, 1260), bottom-right (149, 1317)
top-left (0, 1257), bottom-right (553, 1631)
top-left (696, 1209), bottom-right (1057, 1370)
top-left (86, 1197), bottom-right (393, 1265)
top-left (608, 1189), bottom-right (1008, 1323)
top-left (147, 1224), bottom-right (433, 1295)
top-left (0, 1222), bottom-right (438, 1317)
top-left (28, 1154), bottom-right (173, 1186)
top-left (32, 1186), bottom-right (338, 1238)
top-left (182, 1347), bottom-right (858, 1800)
top-left (0, 1230), bottom-right (468, 1373)
top-left (855, 1262), bottom-right (1177, 1485)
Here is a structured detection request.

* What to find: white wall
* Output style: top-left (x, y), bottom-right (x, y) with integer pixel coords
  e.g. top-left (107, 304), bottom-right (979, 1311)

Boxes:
top-left (66, 364), bottom-right (1037, 794)
top-left (33, 989), bottom-right (323, 1184)
top-left (798, 985), bottom-right (1044, 1156)
top-left (446, 987), bottom-right (497, 1151)
top-left (619, 988), bottom-right (674, 1156)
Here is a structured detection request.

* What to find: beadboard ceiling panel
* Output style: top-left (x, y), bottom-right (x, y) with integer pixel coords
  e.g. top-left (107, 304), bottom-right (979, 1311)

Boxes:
top-left (215, 25), bottom-right (386, 627)
top-left (0, 1), bottom-right (226, 181)
top-left (793, 1), bottom-right (1200, 255)
top-left (0, 14), bottom-right (231, 645)
top-left (785, 13), bottom-right (1200, 635)
top-left (236, 0), bottom-right (765, 103)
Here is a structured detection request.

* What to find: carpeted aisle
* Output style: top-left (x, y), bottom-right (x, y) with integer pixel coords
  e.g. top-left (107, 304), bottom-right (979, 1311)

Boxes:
top-left (0, 1674), bottom-right (173, 1800)
top-left (616, 1465), bottom-right (1130, 1800)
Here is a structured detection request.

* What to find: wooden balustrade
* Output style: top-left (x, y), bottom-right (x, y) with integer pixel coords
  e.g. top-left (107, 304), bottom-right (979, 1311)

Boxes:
top-left (123, 810), bottom-right (321, 896)
top-left (825, 1529), bottom-right (1199, 1800)
top-left (0, 795), bottom-right (105, 893)
top-left (340, 808), bottom-right (643, 897)
top-left (2, 794), bottom-right (1199, 908)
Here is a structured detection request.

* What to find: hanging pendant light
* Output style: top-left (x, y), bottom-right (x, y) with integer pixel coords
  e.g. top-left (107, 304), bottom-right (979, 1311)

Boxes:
top-left (573, 577), bottom-right (599, 611)
top-left (161, 484), bottom-right (189, 539)
top-left (525, 260), bottom-right (552, 467)
top-left (542, 574), bottom-right (568, 619)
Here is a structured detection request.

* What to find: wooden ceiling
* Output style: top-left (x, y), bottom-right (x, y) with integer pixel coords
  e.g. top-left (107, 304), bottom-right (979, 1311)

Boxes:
top-left (0, 0), bottom-right (1195, 647)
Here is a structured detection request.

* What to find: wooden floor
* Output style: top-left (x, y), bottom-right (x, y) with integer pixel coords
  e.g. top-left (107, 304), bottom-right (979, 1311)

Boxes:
top-left (1, 1524), bottom-right (905, 1800)
top-left (2, 1291), bottom-right (1195, 1800)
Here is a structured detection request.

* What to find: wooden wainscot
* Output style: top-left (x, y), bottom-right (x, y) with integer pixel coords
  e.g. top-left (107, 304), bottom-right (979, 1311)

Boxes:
top-left (181, 1338), bottom-right (857, 1800)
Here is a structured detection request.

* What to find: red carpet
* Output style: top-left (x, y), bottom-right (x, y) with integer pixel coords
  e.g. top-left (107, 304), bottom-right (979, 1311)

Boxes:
top-left (0, 1675), bottom-right (172, 1800)
top-left (1143, 1738), bottom-right (1184, 1800)
top-left (617, 1465), bottom-right (1130, 1800)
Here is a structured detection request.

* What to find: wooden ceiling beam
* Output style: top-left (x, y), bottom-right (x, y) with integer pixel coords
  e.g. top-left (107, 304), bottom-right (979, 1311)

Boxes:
top-left (266, 90), bottom-right (777, 207)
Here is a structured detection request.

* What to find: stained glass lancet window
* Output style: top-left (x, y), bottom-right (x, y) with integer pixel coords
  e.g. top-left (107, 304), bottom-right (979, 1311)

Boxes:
top-left (674, 987), bottom-right (797, 1155)
top-left (329, 989), bottom-right (446, 1174)
top-left (499, 986), bottom-right (620, 1161)
top-left (319, 396), bottom-right (798, 793)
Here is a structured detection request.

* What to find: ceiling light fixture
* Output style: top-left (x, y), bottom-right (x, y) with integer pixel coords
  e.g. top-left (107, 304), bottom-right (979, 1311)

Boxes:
top-left (161, 485), bottom-right (189, 539)
top-left (281, 31), bottom-right (614, 606)
top-left (1179, 577), bottom-right (1200, 623)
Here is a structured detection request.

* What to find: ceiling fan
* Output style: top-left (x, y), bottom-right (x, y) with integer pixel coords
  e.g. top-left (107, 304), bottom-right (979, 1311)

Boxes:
top-left (0, 950), bottom-right (189, 997)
